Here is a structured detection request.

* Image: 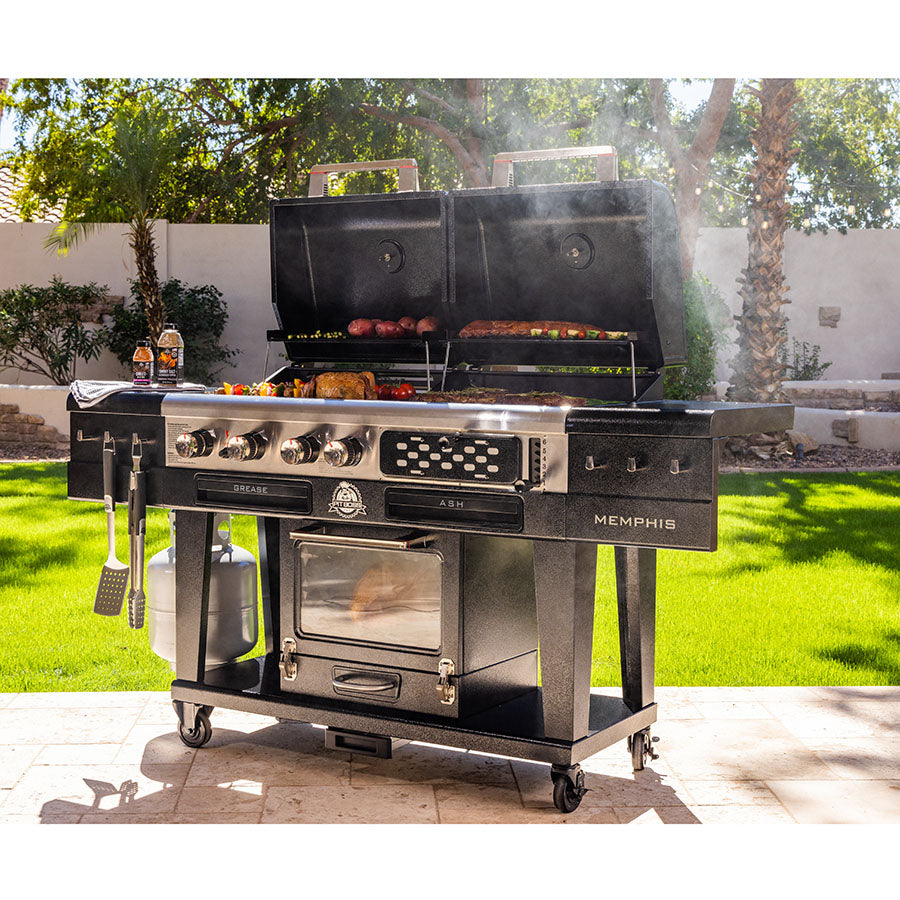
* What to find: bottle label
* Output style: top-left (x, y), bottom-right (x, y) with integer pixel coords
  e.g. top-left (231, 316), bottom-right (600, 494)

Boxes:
top-left (133, 359), bottom-right (153, 386)
top-left (157, 346), bottom-right (183, 386)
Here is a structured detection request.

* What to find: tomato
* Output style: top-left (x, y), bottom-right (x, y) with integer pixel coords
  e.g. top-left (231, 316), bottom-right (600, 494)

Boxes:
top-left (392, 383), bottom-right (416, 401)
top-left (378, 384), bottom-right (394, 401)
top-left (233, 384), bottom-right (244, 395)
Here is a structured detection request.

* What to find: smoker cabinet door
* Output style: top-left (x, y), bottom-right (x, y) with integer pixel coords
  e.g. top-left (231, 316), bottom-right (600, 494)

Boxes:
top-left (295, 541), bottom-right (444, 652)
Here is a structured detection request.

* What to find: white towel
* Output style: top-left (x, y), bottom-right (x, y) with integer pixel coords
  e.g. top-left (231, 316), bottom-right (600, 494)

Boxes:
top-left (70, 380), bottom-right (206, 408)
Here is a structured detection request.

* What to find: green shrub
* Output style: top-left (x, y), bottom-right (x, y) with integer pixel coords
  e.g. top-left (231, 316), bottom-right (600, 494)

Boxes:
top-left (664, 273), bottom-right (731, 401)
top-left (0, 277), bottom-right (110, 384)
top-left (778, 332), bottom-right (832, 381)
top-left (106, 278), bottom-right (239, 384)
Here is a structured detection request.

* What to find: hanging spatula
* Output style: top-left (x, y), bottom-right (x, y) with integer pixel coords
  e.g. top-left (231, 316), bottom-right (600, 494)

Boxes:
top-left (93, 433), bottom-right (128, 615)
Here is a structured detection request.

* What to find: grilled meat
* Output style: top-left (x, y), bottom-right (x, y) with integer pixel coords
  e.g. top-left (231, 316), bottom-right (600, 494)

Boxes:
top-left (459, 320), bottom-right (607, 338)
top-left (414, 389), bottom-right (589, 407)
top-left (313, 371), bottom-right (378, 400)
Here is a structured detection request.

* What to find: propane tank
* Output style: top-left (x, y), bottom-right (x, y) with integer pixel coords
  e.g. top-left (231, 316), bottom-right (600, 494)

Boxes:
top-left (147, 511), bottom-right (258, 668)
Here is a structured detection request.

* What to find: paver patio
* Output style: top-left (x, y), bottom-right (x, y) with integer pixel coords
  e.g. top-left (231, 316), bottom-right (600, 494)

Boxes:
top-left (0, 686), bottom-right (897, 824)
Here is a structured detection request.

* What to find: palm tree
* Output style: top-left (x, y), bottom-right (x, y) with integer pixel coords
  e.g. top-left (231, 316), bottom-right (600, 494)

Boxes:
top-left (45, 101), bottom-right (192, 347)
top-left (727, 79), bottom-right (801, 405)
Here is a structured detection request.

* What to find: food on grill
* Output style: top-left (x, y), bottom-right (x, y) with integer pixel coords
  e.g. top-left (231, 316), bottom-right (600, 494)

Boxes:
top-left (347, 318), bottom-right (377, 338)
top-left (313, 371), bottom-right (378, 400)
top-left (347, 316), bottom-right (441, 339)
top-left (459, 320), bottom-right (610, 339)
top-left (416, 316), bottom-right (441, 336)
top-left (414, 388), bottom-right (589, 407)
top-left (375, 320), bottom-right (407, 339)
top-left (459, 319), bottom-right (621, 340)
top-left (285, 331), bottom-right (345, 339)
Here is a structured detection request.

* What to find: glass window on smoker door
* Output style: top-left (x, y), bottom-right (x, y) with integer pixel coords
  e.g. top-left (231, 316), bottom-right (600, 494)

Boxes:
top-left (297, 544), bottom-right (442, 651)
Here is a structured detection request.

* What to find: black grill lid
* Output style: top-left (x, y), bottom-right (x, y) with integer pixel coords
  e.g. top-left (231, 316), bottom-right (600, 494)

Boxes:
top-left (448, 179), bottom-right (686, 370)
top-left (269, 190), bottom-right (448, 363)
top-left (268, 175), bottom-right (685, 373)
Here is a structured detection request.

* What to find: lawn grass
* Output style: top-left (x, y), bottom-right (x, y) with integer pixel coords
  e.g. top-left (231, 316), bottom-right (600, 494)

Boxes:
top-left (1, 462), bottom-right (898, 691)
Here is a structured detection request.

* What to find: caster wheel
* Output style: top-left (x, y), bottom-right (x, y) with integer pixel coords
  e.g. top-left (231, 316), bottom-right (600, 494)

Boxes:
top-left (178, 710), bottom-right (212, 748)
top-left (200, 705), bottom-right (214, 719)
top-left (551, 766), bottom-right (586, 813)
top-left (630, 731), bottom-right (648, 770)
top-left (629, 729), bottom-right (659, 771)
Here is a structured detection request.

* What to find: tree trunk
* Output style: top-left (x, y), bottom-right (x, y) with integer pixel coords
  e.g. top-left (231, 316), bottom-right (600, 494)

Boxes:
top-left (727, 79), bottom-right (800, 407)
top-left (129, 217), bottom-right (166, 347)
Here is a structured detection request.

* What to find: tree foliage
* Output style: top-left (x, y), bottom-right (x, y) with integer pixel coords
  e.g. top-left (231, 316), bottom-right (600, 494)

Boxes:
top-left (4, 77), bottom-right (900, 236)
top-left (106, 279), bottom-right (239, 384)
top-left (663, 273), bottom-right (731, 401)
top-left (0, 278), bottom-right (109, 384)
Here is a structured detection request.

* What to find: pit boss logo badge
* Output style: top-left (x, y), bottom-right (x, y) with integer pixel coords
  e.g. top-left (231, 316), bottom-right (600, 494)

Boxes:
top-left (329, 481), bottom-right (368, 519)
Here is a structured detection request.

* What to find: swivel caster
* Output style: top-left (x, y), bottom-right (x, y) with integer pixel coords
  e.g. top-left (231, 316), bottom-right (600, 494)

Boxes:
top-left (627, 728), bottom-right (659, 771)
top-left (550, 764), bottom-right (587, 813)
top-left (174, 701), bottom-right (214, 748)
top-left (178, 709), bottom-right (212, 748)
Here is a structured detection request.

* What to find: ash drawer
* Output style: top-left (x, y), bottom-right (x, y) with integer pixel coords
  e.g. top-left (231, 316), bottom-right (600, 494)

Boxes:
top-left (567, 435), bottom-right (716, 501)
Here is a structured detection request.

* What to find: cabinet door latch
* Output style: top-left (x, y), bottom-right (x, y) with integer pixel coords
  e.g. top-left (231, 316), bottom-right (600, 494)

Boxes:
top-left (279, 638), bottom-right (298, 681)
top-left (436, 657), bottom-right (456, 705)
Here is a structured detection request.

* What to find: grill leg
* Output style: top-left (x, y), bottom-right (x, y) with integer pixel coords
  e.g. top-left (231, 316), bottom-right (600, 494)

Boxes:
top-left (174, 510), bottom-right (214, 683)
top-left (615, 546), bottom-right (657, 714)
top-left (534, 540), bottom-right (597, 742)
top-left (257, 516), bottom-right (281, 656)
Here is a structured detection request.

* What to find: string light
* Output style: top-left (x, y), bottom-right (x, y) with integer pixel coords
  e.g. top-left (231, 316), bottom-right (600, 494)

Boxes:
top-left (802, 218), bottom-right (810, 227)
top-left (884, 207), bottom-right (892, 217)
top-left (717, 204), bottom-right (725, 213)
top-left (761, 220), bottom-right (769, 230)
top-left (847, 204), bottom-right (856, 215)
top-left (741, 217), bottom-right (748, 226)
top-left (813, 203), bottom-right (821, 213)
top-left (695, 187), bottom-right (702, 195)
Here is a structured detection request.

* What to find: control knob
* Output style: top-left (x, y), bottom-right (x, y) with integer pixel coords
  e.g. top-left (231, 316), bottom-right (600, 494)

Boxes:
top-left (323, 437), bottom-right (364, 468)
top-left (175, 429), bottom-right (215, 459)
top-left (280, 434), bottom-right (320, 465)
top-left (219, 431), bottom-right (268, 461)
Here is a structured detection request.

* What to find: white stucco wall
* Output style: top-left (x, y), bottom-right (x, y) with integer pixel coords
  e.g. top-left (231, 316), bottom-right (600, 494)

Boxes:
top-left (694, 227), bottom-right (900, 382)
top-left (1, 221), bottom-right (898, 387)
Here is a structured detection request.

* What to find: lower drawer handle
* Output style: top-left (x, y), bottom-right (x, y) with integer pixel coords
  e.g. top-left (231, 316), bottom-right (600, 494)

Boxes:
top-left (332, 671), bottom-right (399, 694)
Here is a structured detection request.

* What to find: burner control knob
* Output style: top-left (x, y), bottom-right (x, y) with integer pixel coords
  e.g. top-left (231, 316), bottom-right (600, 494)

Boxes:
top-left (280, 435), bottom-right (320, 465)
top-left (219, 431), bottom-right (268, 461)
top-left (323, 438), bottom-right (364, 468)
top-left (175, 429), bottom-right (215, 459)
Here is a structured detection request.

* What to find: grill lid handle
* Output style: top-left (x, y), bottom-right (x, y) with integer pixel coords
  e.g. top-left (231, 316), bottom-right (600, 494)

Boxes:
top-left (491, 145), bottom-right (618, 187)
top-left (308, 158), bottom-right (420, 197)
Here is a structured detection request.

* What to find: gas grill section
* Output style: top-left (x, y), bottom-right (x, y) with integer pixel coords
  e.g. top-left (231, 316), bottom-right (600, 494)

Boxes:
top-left (380, 430), bottom-right (521, 484)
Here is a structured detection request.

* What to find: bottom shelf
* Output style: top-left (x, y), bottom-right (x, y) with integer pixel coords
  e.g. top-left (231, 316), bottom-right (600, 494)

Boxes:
top-left (171, 656), bottom-right (657, 766)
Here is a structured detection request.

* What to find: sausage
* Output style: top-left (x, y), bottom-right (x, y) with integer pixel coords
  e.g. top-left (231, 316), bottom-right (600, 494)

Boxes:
top-left (458, 320), bottom-right (607, 338)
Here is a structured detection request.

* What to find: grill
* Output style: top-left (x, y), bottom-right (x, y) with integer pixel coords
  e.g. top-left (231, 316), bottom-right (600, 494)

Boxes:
top-left (67, 147), bottom-right (793, 812)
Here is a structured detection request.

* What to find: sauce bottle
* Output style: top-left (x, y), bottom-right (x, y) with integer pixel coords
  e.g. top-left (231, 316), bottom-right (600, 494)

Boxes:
top-left (133, 339), bottom-right (153, 386)
top-left (157, 323), bottom-right (185, 387)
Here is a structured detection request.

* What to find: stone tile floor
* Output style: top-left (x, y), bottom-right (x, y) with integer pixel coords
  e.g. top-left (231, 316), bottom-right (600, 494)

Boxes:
top-left (0, 686), bottom-right (898, 824)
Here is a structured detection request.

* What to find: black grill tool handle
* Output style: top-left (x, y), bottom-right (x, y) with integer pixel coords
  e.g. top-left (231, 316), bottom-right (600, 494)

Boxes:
top-left (126, 435), bottom-right (146, 629)
top-left (308, 158), bottom-right (419, 197)
top-left (491, 145), bottom-right (618, 187)
top-left (102, 435), bottom-right (115, 513)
